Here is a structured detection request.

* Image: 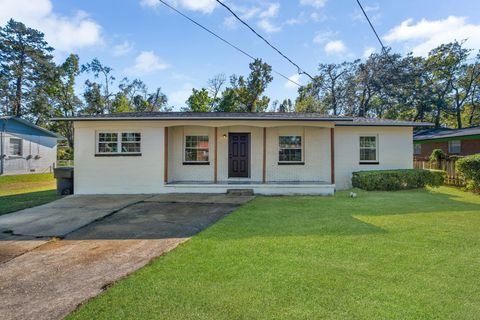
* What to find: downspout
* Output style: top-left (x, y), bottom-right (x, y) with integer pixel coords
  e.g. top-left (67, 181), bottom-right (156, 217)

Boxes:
top-left (0, 118), bottom-right (7, 175)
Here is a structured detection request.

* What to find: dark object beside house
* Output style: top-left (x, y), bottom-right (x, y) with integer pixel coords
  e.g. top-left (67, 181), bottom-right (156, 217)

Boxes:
top-left (413, 126), bottom-right (480, 159)
top-left (54, 167), bottom-right (74, 195)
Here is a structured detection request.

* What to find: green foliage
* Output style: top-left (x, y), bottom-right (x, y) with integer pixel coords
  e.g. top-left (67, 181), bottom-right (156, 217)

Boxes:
top-left (185, 88), bottom-right (212, 112)
top-left (352, 169), bottom-right (445, 191)
top-left (57, 147), bottom-right (73, 161)
top-left (456, 154), bottom-right (480, 192)
top-left (429, 149), bottom-right (447, 162)
top-left (0, 19), bottom-right (55, 117)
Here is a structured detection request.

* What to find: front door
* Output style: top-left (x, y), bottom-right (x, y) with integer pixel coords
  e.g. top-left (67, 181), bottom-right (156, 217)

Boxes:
top-left (228, 133), bottom-right (250, 178)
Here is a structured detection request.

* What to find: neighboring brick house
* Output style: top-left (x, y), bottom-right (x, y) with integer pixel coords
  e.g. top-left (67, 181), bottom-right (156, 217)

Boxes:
top-left (413, 126), bottom-right (480, 159)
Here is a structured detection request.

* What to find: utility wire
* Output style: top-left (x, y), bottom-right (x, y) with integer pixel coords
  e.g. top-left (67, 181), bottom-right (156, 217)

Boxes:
top-left (215, 0), bottom-right (315, 81)
top-left (355, 0), bottom-right (388, 55)
top-left (157, 0), bottom-right (301, 87)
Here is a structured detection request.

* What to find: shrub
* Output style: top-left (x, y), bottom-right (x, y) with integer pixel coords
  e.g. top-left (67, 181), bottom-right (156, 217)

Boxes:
top-left (430, 149), bottom-right (447, 162)
top-left (456, 154), bottom-right (480, 193)
top-left (352, 169), bottom-right (445, 191)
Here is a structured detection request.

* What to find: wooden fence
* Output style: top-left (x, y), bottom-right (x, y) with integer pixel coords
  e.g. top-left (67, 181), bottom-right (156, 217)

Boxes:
top-left (413, 159), bottom-right (465, 186)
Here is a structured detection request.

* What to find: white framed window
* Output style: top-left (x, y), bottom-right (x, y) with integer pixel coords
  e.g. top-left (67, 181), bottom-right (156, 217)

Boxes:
top-left (96, 132), bottom-right (141, 154)
top-left (279, 136), bottom-right (303, 163)
top-left (414, 144), bottom-right (422, 155)
top-left (359, 135), bottom-right (378, 163)
top-left (448, 140), bottom-right (461, 154)
top-left (9, 138), bottom-right (22, 156)
top-left (184, 135), bottom-right (209, 162)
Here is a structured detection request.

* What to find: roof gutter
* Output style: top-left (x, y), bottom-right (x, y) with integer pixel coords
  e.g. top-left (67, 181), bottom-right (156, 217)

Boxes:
top-left (51, 117), bottom-right (354, 122)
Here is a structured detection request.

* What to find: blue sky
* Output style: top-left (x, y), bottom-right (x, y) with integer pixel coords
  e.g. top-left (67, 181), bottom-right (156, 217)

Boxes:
top-left (2, 0), bottom-right (480, 109)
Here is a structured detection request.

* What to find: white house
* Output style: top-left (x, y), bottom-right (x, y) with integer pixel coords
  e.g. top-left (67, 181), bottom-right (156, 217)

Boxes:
top-left (1, 116), bottom-right (58, 175)
top-left (54, 112), bottom-right (429, 195)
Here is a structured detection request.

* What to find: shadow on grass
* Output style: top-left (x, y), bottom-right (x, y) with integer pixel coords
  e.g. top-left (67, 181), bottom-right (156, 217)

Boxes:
top-left (0, 190), bottom-right (62, 216)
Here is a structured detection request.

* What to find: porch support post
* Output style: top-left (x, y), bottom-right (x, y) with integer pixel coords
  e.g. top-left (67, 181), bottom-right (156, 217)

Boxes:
top-left (214, 127), bottom-right (218, 183)
top-left (262, 127), bottom-right (267, 183)
top-left (164, 127), bottom-right (168, 184)
top-left (330, 127), bottom-right (335, 184)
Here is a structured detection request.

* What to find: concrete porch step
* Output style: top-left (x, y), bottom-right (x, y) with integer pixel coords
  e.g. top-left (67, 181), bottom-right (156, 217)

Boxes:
top-left (226, 189), bottom-right (254, 196)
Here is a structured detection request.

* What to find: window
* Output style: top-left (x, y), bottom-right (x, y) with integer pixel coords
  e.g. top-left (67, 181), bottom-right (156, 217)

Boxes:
top-left (414, 144), bottom-right (422, 155)
top-left (279, 136), bottom-right (302, 162)
top-left (184, 135), bottom-right (209, 162)
top-left (359, 136), bottom-right (378, 163)
top-left (448, 140), bottom-right (461, 154)
top-left (9, 138), bottom-right (22, 156)
top-left (97, 132), bottom-right (141, 154)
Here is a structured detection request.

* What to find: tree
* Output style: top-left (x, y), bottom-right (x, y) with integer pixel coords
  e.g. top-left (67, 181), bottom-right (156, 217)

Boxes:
top-left (48, 54), bottom-right (83, 147)
top-left (278, 98), bottom-right (293, 112)
top-left (185, 88), bottom-right (212, 112)
top-left (0, 19), bottom-right (54, 116)
top-left (243, 59), bottom-right (273, 112)
top-left (207, 73), bottom-right (226, 109)
top-left (81, 58), bottom-right (115, 113)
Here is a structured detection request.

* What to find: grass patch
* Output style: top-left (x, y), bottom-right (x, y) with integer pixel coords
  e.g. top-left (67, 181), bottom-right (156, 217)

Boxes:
top-left (68, 187), bottom-right (480, 320)
top-left (0, 173), bottom-right (61, 215)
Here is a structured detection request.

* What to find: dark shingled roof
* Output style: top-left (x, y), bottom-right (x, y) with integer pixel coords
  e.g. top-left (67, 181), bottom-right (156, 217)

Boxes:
top-left (414, 126), bottom-right (480, 141)
top-left (51, 112), bottom-right (433, 127)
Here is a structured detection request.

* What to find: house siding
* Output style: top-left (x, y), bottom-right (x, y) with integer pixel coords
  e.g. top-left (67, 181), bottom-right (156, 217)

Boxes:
top-left (334, 126), bottom-right (413, 189)
top-left (414, 139), bottom-right (480, 159)
top-left (73, 121), bottom-right (414, 194)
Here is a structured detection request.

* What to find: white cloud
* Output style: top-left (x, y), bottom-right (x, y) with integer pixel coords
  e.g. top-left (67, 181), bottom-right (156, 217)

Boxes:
top-left (285, 74), bottom-right (302, 89)
top-left (384, 16), bottom-right (480, 56)
top-left (351, 4), bottom-right (380, 22)
top-left (169, 83), bottom-right (194, 108)
top-left (259, 3), bottom-right (280, 19)
top-left (313, 30), bottom-right (336, 44)
top-left (258, 19), bottom-right (282, 33)
top-left (300, 0), bottom-right (327, 8)
top-left (113, 41), bottom-right (134, 56)
top-left (125, 51), bottom-right (169, 76)
top-left (363, 46), bottom-right (376, 58)
top-left (140, 0), bottom-right (216, 14)
top-left (0, 0), bottom-right (102, 53)
top-left (324, 40), bottom-right (347, 54)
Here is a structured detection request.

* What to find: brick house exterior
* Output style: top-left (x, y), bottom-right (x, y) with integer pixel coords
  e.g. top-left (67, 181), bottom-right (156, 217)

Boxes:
top-left (413, 126), bottom-right (480, 160)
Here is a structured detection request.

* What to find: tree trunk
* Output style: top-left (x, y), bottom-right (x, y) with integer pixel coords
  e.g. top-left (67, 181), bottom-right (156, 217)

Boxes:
top-left (14, 75), bottom-right (23, 116)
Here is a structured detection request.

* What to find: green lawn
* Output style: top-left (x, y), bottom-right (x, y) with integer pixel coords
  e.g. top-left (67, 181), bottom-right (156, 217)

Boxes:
top-left (0, 173), bottom-right (61, 215)
top-left (68, 187), bottom-right (480, 320)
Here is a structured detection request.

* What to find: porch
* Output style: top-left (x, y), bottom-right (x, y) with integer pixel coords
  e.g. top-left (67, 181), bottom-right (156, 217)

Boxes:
top-left (163, 122), bottom-right (336, 195)
top-left (165, 181), bottom-right (335, 195)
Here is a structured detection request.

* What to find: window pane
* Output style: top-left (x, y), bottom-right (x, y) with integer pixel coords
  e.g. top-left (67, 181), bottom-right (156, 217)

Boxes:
top-left (9, 138), bottom-right (22, 156)
top-left (99, 133), bottom-right (118, 142)
top-left (279, 136), bottom-right (301, 148)
top-left (121, 143), bottom-right (141, 153)
top-left (98, 142), bottom-right (118, 153)
top-left (449, 140), bottom-right (461, 153)
top-left (122, 133), bottom-right (140, 142)
top-left (414, 144), bottom-right (421, 155)
top-left (360, 136), bottom-right (376, 148)
top-left (360, 148), bottom-right (376, 161)
top-left (185, 136), bottom-right (209, 161)
top-left (279, 148), bottom-right (302, 162)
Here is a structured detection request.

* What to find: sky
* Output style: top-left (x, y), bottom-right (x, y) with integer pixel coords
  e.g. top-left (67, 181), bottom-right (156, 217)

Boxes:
top-left (1, 0), bottom-right (480, 110)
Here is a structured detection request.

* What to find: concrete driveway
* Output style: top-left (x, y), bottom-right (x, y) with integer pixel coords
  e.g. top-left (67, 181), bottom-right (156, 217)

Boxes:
top-left (0, 193), bottom-right (252, 320)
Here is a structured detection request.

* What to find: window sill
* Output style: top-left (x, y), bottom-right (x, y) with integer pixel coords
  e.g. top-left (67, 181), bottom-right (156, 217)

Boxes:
top-left (278, 162), bottom-right (305, 165)
top-left (95, 153), bottom-right (142, 157)
top-left (359, 161), bottom-right (379, 165)
top-left (183, 162), bottom-right (210, 165)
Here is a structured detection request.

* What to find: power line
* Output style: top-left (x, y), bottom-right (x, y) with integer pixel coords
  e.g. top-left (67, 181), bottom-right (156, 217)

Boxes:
top-left (215, 0), bottom-right (315, 81)
top-left (157, 0), bottom-right (301, 87)
top-left (355, 0), bottom-right (388, 55)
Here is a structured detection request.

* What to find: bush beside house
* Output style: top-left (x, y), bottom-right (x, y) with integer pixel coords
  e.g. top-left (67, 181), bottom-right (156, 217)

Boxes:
top-left (456, 154), bottom-right (480, 193)
top-left (352, 169), bottom-right (445, 191)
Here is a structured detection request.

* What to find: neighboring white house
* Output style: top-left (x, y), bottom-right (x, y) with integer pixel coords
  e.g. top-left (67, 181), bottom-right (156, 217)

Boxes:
top-left (54, 112), bottom-right (430, 195)
top-left (1, 116), bottom-right (58, 175)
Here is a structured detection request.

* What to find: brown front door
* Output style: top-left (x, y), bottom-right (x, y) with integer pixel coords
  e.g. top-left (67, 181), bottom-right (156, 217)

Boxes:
top-left (228, 133), bottom-right (250, 178)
